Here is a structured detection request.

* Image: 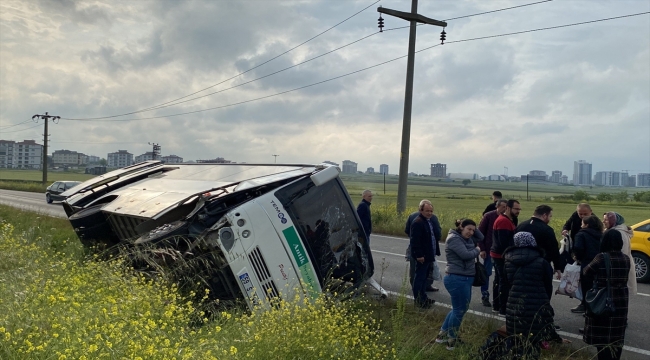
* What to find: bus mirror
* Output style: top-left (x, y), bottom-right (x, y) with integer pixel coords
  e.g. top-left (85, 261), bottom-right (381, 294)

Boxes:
top-left (311, 166), bottom-right (340, 187)
top-left (219, 227), bottom-right (235, 252)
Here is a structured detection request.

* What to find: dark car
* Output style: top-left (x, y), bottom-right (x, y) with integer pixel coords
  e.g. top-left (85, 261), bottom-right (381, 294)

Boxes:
top-left (46, 181), bottom-right (81, 203)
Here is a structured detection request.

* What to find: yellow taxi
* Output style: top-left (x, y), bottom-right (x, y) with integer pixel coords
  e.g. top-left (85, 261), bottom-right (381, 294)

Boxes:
top-left (631, 219), bottom-right (650, 283)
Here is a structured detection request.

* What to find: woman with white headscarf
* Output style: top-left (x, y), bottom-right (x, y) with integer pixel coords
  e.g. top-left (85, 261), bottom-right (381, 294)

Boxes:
top-left (603, 212), bottom-right (636, 295)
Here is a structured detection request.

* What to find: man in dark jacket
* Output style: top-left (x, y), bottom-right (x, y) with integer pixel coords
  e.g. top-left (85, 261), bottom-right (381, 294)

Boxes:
top-left (561, 203), bottom-right (593, 240)
top-left (490, 199), bottom-right (520, 315)
top-left (516, 205), bottom-right (564, 280)
top-left (410, 202), bottom-right (436, 308)
top-left (478, 199), bottom-right (507, 307)
top-left (356, 190), bottom-right (373, 243)
top-left (483, 191), bottom-right (503, 215)
top-left (405, 200), bottom-right (441, 291)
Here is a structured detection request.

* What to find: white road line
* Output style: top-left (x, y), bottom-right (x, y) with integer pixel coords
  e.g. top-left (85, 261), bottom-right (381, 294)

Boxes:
top-left (380, 289), bottom-right (650, 356)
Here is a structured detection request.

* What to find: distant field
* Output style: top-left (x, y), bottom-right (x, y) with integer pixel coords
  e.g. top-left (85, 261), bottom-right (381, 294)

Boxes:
top-left (0, 169), bottom-right (95, 182)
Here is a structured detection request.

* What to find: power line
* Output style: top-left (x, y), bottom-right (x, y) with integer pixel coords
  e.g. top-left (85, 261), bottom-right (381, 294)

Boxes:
top-left (0, 123), bottom-right (43, 133)
top-left (0, 120), bottom-right (33, 129)
top-left (62, 0), bottom-right (382, 121)
top-left (62, 31), bottom-right (381, 120)
top-left (59, 11), bottom-right (650, 124)
top-left (62, 1), bottom-right (553, 121)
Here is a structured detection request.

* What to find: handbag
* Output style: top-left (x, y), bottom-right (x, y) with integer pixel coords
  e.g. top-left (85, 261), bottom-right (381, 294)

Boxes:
top-left (432, 260), bottom-right (442, 281)
top-left (585, 253), bottom-right (616, 316)
top-left (555, 262), bottom-right (581, 298)
top-left (473, 258), bottom-right (488, 287)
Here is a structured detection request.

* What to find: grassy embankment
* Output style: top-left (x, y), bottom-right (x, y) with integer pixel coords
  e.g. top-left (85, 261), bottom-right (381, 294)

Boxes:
top-left (0, 203), bottom-right (595, 359)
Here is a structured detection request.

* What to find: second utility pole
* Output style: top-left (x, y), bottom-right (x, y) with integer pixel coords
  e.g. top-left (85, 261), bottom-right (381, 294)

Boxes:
top-left (378, 1), bottom-right (446, 213)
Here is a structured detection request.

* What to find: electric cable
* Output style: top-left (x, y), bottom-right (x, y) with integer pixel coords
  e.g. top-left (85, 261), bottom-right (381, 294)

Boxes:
top-left (62, 0), bottom-right (382, 121)
top-left (0, 123), bottom-right (43, 133)
top-left (0, 120), bottom-right (32, 129)
top-left (59, 11), bottom-right (649, 123)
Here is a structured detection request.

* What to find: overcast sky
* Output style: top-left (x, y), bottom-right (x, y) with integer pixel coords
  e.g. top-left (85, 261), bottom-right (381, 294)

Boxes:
top-left (1, 0), bottom-right (649, 177)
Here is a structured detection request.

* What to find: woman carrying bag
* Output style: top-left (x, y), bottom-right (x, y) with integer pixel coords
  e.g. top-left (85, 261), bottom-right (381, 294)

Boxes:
top-left (571, 215), bottom-right (604, 314)
top-left (583, 229), bottom-right (630, 360)
top-left (434, 219), bottom-right (481, 351)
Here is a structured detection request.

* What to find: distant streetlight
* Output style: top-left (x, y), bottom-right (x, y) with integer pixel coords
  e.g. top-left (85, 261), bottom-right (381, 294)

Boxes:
top-left (272, 154), bottom-right (279, 164)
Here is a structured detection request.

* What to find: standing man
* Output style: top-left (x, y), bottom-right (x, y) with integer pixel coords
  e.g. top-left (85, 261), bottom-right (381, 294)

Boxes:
top-left (489, 199), bottom-right (521, 315)
top-left (478, 199), bottom-right (508, 307)
top-left (356, 190), bottom-right (373, 244)
top-left (410, 202), bottom-right (437, 308)
top-left (405, 199), bottom-right (441, 292)
top-left (516, 205), bottom-right (564, 280)
top-left (483, 191), bottom-right (503, 215)
top-left (561, 203), bottom-right (593, 241)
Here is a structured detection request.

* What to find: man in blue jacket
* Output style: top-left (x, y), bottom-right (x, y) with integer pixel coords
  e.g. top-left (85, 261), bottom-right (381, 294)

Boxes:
top-left (410, 202), bottom-right (437, 308)
top-left (405, 199), bottom-right (441, 292)
top-left (356, 190), bottom-right (373, 244)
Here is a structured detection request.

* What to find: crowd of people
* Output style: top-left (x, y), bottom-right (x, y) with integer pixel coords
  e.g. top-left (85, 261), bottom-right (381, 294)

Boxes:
top-left (355, 190), bottom-right (634, 359)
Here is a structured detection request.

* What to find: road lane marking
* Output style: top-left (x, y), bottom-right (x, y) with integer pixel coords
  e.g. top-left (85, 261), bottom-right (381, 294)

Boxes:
top-left (379, 289), bottom-right (650, 356)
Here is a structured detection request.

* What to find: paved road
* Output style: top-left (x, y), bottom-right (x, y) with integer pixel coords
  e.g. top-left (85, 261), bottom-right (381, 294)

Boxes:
top-left (1, 190), bottom-right (648, 358)
top-left (369, 233), bottom-right (650, 360)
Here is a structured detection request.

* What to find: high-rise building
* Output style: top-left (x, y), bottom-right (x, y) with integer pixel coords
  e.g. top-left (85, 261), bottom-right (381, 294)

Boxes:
top-left (573, 160), bottom-right (592, 185)
top-left (628, 175), bottom-right (637, 187)
top-left (0, 139), bottom-right (43, 169)
top-left (341, 160), bottom-right (357, 174)
top-left (560, 175), bottom-right (569, 184)
top-left (638, 173), bottom-right (650, 187)
top-left (107, 150), bottom-right (133, 168)
top-left (550, 170), bottom-right (562, 183)
top-left (430, 163), bottom-right (447, 177)
top-left (379, 164), bottom-right (389, 175)
top-left (594, 171), bottom-right (623, 186)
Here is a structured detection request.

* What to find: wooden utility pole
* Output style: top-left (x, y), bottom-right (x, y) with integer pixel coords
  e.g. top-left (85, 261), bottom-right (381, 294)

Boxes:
top-left (32, 112), bottom-right (60, 184)
top-left (378, 2), bottom-right (447, 213)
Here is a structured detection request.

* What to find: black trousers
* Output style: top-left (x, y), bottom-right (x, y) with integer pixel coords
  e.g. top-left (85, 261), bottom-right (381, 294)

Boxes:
top-left (493, 257), bottom-right (509, 315)
top-left (596, 344), bottom-right (623, 360)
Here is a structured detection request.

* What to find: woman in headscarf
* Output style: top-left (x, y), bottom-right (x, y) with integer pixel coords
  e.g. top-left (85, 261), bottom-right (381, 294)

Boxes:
top-left (603, 212), bottom-right (636, 295)
top-left (571, 215), bottom-right (604, 314)
top-left (504, 231), bottom-right (561, 359)
top-left (582, 229), bottom-right (630, 360)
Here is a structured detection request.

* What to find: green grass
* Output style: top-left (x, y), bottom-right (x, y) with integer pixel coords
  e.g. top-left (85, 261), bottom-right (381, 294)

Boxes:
top-left (0, 205), bottom-right (596, 359)
top-left (0, 169), bottom-right (94, 182)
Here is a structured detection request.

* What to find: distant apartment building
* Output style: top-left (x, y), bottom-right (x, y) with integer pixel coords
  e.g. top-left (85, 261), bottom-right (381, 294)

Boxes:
top-left (161, 155), bottom-right (183, 164)
top-left (52, 149), bottom-right (87, 166)
top-left (0, 139), bottom-right (43, 169)
top-left (448, 172), bottom-right (479, 180)
top-left (107, 150), bottom-right (133, 168)
top-left (341, 160), bottom-right (357, 174)
top-left (135, 151), bottom-right (156, 164)
top-left (487, 174), bottom-right (505, 181)
top-left (87, 155), bottom-right (101, 164)
top-left (379, 164), bottom-right (389, 175)
top-left (638, 173), bottom-right (650, 187)
top-left (196, 157), bottom-right (231, 163)
top-left (522, 170), bottom-right (547, 182)
top-left (628, 175), bottom-right (637, 187)
top-left (550, 170), bottom-right (562, 183)
top-left (366, 167), bottom-right (375, 174)
top-left (430, 163), bottom-right (447, 178)
top-left (560, 175), bottom-right (569, 184)
top-left (594, 171), bottom-right (623, 187)
top-left (573, 160), bottom-right (592, 185)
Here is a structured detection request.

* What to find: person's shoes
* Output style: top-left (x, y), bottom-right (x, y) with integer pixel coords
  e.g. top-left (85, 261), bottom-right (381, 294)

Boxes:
top-left (578, 328), bottom-right (584, 334)
top-left (434, 333), bottom-right (447, 344)
top-left (425, 286), bottom-right (439, 292)
top-left (554, 325), bottom-right (561, 331)
top-left (446, 338), bottom-right (462, 351)
top-left (416, 298), bottom-right (435, 309)
top-left (482, 298), bottom-right (492, 307)
top-left (570, 304), bottom-right (586, 313)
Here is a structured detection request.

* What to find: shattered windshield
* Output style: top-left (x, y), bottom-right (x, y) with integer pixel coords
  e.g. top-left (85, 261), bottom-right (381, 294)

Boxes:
top-left (275, 177), bottom-right (373, 287)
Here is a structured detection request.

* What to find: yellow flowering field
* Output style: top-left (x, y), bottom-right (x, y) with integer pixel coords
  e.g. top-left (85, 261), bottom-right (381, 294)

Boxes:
top-left (0, 219), bottom-right (393, 360)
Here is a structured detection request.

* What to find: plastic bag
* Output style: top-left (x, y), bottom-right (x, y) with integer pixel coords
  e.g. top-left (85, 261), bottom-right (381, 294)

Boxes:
top-left (556, 262), bottom-right (581, 298)
top-left (432, 260), bottom-right (442, 281)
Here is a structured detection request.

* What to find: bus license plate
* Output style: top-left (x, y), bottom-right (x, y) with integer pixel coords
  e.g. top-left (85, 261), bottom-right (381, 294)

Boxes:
top-left (239, 272), bottom-right (256, 300)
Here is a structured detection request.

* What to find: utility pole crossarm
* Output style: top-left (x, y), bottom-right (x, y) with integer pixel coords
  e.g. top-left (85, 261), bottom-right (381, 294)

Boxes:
top-left (378, 7), bottom-right (447, 27)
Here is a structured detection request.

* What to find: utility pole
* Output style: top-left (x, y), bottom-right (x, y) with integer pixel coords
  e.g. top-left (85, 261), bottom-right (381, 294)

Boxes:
top-left (272, 154), bottom-right (279, 163)
top-left (148, 142), bottom-right (161, 161)
top-left (378, 3), bottom-right (447, 213)
top-left (32, 112), bottom-right (60, 184)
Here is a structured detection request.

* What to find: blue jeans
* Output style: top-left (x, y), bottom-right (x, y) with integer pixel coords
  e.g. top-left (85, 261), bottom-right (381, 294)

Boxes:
top-left (481, 254), bottom-right (493, 297)
top-left (412, 261), bottom-right (432, 306)
top-left (441, 274), bottom-right (474, 339)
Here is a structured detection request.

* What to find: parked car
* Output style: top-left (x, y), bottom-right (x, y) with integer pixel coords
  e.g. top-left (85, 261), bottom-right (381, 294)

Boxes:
top-left (631, 219), bottom-right (650, 283)
top-left (45, 181), bottom-right (81, 203)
